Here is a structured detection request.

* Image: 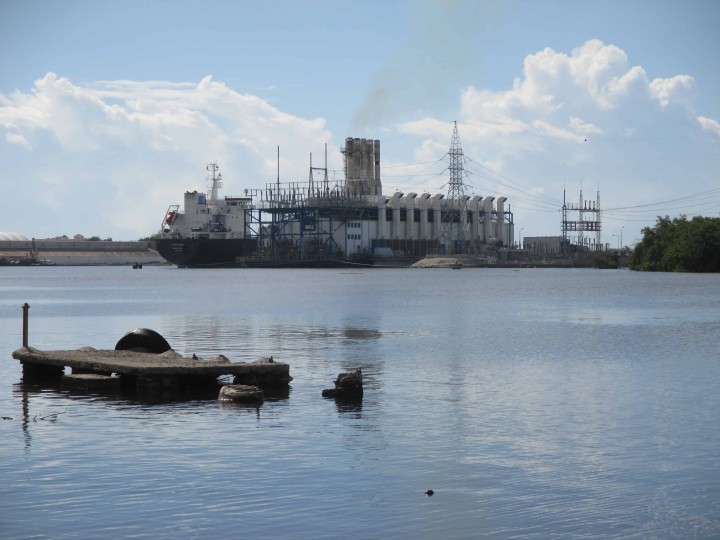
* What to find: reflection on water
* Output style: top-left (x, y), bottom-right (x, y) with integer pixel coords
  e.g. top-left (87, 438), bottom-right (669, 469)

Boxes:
top-left (218, 401), bottom-right (263, 419)
top-left (160, 316), bottom-right (386, 358)
top-left (1, 267), bottom-right (719, 539)
top-left (333, 398), bottom-right (363, 414)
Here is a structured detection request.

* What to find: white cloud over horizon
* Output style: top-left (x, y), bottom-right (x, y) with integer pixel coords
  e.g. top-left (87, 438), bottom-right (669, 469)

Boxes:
top-left (0, 73), bottom-right (335, 239)
top-left (1, 39), bottom-right (718, 243)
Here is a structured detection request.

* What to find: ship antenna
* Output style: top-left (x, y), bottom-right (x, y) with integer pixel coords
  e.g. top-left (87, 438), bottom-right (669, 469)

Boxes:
top-left (207, 162), bottom-right (221, 205)
top-left (309, 152), bottom-right (314, 193)
top-left (324, 143), bottom-right (328, 195)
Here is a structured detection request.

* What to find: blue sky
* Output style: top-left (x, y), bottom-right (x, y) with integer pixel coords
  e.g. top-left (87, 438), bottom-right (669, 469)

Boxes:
top-left (1, 0), bottom-right (719, 244)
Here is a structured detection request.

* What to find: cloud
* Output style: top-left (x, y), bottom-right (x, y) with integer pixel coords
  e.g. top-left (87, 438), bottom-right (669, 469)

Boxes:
top-left (697, 115), bottom-right (720, 135)
top-left (648, 75), bottom-right (695, 108)
top-left (565, 41), bottom-right (647, 109)
top-left (460, 40), bottom-right (654, 132)
top-left (569, 116), bottom-right (603, 135)
top-left (421, 39), bottom-right (709, 156)
top-left (0, 73), bottom-right (334, 240)
top-left (5, 132), bottom-right (31, 148)
top-left (460, 39), bottom-right (650, 128)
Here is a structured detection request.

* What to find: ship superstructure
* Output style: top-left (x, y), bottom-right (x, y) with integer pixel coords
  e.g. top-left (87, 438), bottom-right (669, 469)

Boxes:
top-left (161, 163), bottom-right (254, 241)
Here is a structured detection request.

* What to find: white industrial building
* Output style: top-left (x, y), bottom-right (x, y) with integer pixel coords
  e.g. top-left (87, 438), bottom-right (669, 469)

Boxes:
top-left (252, 137), bottom-right (514, 260)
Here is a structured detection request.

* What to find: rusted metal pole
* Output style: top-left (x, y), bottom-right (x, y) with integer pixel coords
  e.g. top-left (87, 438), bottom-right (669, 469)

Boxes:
top-left (22, 303), bottom-right (29, 348)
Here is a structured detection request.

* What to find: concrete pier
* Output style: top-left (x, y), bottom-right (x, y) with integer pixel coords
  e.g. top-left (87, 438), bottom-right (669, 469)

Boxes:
top-left (12, 347), bottom-right (291, 395)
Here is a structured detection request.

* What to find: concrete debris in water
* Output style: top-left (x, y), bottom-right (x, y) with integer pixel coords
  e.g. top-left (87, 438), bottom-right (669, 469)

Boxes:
top-left (322, 369), bottom-right (363, 398)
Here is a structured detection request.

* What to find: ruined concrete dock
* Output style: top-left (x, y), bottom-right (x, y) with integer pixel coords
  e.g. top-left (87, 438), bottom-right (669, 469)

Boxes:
top-left (12, 346), bottom-right (291, 395)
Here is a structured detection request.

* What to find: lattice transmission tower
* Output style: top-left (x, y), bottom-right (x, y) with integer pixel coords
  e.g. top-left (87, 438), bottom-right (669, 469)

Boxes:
top-left (561, 188), bottom-right (602, 253)
top-left (440, 121), bottom-right (472, 254)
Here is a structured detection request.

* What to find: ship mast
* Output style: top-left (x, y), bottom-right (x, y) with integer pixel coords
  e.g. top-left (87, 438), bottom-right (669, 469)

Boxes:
top-left (207, 162), bottom-right (222, 205)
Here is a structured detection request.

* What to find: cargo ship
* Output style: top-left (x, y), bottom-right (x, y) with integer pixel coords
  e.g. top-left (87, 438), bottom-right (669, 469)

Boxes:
top-left (155, 137), bottom-right (515, 268)
top-left (155, 163), bottom-right (259, 267)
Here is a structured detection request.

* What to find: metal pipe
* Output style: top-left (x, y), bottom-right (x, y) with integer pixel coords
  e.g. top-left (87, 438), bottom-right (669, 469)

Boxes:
top-left (22, 303), bottom-right (29, 348)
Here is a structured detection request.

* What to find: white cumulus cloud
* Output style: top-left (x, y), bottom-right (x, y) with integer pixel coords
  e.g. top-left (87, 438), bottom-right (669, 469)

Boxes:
top-left (648, 75), bottom-right (695, 108)
top-left (0, 73), bottom-right (334, 240)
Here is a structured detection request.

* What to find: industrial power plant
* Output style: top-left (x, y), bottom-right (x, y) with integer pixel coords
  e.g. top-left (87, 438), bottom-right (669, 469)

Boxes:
top-left (2, 122), bottom-right (613, 268)
top-left (156, 123), bottom-right (517, 267)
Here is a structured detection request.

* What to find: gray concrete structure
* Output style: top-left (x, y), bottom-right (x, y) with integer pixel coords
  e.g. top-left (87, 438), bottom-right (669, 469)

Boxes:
top-left (0, 239), bottom-right (164, 265)
top-left (344, 138), bottom-right (381, 197)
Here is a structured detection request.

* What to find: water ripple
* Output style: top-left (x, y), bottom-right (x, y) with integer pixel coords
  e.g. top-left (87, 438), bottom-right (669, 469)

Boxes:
top-left (1, 268), bottom-right (719, 539)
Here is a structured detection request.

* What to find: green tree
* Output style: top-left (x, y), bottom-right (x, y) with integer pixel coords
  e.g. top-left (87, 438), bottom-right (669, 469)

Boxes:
top-left (628, 215), bottom-right (720, 272)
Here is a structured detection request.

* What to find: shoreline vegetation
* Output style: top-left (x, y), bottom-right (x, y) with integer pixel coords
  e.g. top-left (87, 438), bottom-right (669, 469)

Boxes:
top-left (628, 215), bottom-right (720, 273)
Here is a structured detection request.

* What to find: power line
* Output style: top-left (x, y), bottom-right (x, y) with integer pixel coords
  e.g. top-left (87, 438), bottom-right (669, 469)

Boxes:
top-left (465, 156), bottom-right (563, 203)
top-left (381, 159), bottom-right (441, 169)
top-left (604, 187), bottom-right (720, 212)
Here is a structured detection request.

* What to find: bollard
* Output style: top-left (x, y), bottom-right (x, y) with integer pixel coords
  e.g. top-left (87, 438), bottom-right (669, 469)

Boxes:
top-left (22, 303), bottom-right (29, 348)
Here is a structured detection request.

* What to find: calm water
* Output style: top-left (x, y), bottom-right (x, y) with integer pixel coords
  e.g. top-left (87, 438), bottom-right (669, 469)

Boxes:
top-left (1, 266), bottom-right (719, 539)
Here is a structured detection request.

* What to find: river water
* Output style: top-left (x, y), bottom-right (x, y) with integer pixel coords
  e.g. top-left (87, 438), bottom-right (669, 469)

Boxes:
top-left (0, 266), bottom-right (718, 539)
